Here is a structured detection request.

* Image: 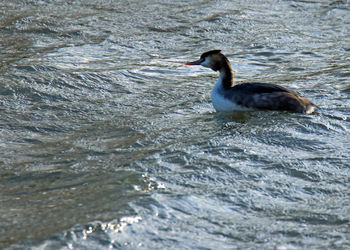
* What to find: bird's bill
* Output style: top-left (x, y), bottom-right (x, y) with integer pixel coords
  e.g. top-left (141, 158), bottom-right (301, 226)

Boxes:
top-left (185, 59), bottom-right (201, 65)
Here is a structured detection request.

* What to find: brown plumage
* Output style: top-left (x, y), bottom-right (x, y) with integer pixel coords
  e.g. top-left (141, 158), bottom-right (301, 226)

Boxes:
top-left (186, 50), bottom-right (315, 114)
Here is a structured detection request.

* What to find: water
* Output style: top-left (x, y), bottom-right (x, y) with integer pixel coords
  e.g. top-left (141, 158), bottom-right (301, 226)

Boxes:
top-left (1, 0), bottom-right (349, 249)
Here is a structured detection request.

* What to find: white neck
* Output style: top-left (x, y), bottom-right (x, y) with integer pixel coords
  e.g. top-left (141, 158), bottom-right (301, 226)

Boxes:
top-left (211, 73), bottom-right (230, 111)
top-left (211, 72), bottom-right (252, 112)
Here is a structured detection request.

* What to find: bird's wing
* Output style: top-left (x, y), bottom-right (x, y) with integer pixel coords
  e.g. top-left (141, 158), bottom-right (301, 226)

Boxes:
top-left (227, 82), bottom-right (311, 113)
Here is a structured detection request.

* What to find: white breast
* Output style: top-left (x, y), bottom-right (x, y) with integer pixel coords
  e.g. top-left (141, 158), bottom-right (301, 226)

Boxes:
top-left (211, 76), bottom-right (253, 112)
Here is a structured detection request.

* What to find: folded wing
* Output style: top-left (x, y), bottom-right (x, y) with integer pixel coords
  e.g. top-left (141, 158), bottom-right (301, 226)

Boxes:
top-left (227, 83), bottom-right (315, 113)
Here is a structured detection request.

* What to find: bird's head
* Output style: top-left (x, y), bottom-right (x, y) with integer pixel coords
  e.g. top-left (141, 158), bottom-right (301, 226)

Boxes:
top-left (185, 50), bottom-right (224, 71)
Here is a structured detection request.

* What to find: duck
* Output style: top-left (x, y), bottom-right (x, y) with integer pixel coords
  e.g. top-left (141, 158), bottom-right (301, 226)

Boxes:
top-left (185, 50), bottom-right (315, 114)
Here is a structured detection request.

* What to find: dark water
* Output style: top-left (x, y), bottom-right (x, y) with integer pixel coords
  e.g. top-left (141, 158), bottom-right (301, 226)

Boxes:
top-left (1, 0), bottom-right (350, 249)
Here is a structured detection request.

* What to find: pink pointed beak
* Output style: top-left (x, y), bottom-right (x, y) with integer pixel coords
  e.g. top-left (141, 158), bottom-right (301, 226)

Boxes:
top-left (185, 59), bottom-right (201, 65)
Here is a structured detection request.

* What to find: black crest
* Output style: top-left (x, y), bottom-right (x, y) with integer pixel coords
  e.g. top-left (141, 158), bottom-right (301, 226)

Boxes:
top-left (200, 50), bottom-right (222, 59)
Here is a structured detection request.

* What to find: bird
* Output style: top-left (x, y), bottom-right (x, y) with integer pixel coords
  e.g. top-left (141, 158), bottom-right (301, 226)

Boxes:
top-left (185, 50), bottom-right (315, 114)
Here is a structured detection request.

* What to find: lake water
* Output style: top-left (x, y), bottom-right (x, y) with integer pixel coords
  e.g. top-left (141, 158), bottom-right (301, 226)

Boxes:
top-left (1, 0), bottom-right (350, 249)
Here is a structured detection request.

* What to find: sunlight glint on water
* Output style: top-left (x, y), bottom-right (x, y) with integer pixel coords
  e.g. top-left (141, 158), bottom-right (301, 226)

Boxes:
top-left (0, 0), bottom-right (349, 249)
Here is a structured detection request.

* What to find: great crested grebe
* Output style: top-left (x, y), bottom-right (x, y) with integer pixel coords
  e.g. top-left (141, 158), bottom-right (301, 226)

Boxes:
top-left (185, 50), bottom-right (315, 114)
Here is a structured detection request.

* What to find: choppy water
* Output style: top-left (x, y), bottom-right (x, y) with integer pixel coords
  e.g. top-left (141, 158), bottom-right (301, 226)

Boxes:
top-left (1, 0), bottom-right (350, 249)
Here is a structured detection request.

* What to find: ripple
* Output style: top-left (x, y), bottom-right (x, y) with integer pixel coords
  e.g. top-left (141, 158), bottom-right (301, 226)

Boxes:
top-left (1, 0), bottom-right (350, 249)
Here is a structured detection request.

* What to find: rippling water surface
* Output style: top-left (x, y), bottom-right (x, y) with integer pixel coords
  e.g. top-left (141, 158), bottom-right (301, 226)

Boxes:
top-left (1, 0), bottom-right (350, 249)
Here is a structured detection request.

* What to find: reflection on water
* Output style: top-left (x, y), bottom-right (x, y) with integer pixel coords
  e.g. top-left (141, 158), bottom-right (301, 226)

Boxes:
top-left (1, 0), bottom-right (350, 249)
